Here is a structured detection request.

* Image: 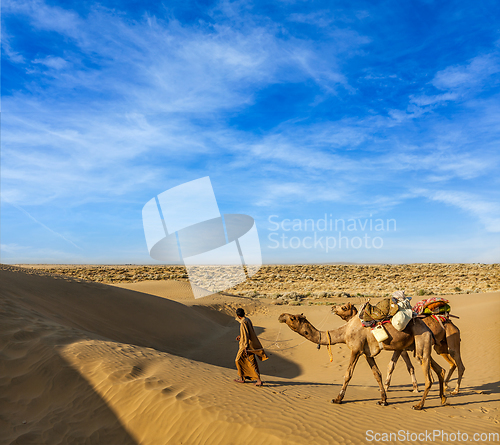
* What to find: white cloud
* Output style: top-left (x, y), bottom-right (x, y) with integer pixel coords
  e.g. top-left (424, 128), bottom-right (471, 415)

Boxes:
top-left (3, 0), bottom-right (83, 39)
top-left (407, 52), bottom-right (500, 113)
top-left (0, 243), bottom-right (29, 253)
top-left (427, 190), bottom-right (500, 233)
top-left (0, 0), bottom-right (374, 207)
top-left (1, 111), bottom-right (176, 204)
top-left (254, 181), bottom-right (345, 207)
top-left (4, 202), bottom-right (83, 248)
top-left (2, 0), bottom-right (500, 264)
top-left (288, 11), bottom-right (334, 27)
top-left (1, 31), bottom-right (26, 64)
top-left (432, 54), bottom-right (500, 91)
top-left (2, 0), bottom-right (499, 243)
top-left (409, 92), bottom-right (458, 106)
top-left (3, 0), bottom-right (361, 115)
top-left (389, 150), bottom-right (491, 180)
top-left (33, 56), bottom-right (69, 70)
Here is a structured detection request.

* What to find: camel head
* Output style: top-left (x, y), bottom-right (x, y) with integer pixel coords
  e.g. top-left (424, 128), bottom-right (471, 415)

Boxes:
top-left (332, 303), bottom-right (358, 321)
top-left (278, 313), bottom-right (309, 333)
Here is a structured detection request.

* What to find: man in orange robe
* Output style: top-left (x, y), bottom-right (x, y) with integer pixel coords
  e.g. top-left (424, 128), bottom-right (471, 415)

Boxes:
top-left (234, 308), bottom-right (268, 386)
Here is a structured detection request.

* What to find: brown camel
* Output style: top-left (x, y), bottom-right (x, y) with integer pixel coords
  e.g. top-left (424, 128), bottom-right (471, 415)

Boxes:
top-left (332, 303), bottom-right (418, 392)
top-left (278, 311), bottom-right (447, 410)
top-left (333, 303), bottom-right (465, 395)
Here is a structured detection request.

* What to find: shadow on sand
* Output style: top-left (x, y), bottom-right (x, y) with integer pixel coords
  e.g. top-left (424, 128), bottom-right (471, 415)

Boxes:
top-left (1, 268), bottom-right (302, 379)
top-left (0, 270), bottom-right (138, 444)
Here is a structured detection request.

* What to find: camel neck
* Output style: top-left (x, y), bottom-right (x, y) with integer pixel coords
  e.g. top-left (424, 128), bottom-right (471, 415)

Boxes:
top-left (296, 319), bottom-right (348, 345)
top-left (322, 324), bottom-right (347, 345)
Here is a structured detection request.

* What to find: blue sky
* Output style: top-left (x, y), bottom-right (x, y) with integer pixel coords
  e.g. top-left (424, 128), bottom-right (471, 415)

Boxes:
top-left (1, 0), bottom-right (499, 264)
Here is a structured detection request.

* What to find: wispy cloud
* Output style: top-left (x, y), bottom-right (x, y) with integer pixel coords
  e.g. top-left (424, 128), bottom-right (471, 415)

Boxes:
top-left (1, 0), bottom-right (373, 207)
top-left (4, 0), bottom-right (83, 38)
top-left (288, 11), bottom-right (335, 27)
top-left (422, 190), bottom-right (500, 233)
top-left (409, 92), bottom-right (458, 107)
top-left (432, 54), bottom-right (500, 91)
top-left (254, 181), bottom-right (346, 207)
top-left (2, 0), bottom-right (499, 263)
top-left (5, 202), bottom-right (83, 249)
top-left (1, 30), bottom-right (26, 64)
top-left (32, 56), bottom-right (70, 70)
top-left (3, 0), bottom-right (361, 113)
top-left (410, 52), bottom-right (500, 108)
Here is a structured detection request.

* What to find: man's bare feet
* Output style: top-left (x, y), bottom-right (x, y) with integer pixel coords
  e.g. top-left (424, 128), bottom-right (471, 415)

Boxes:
top-left (234, 378), bottom-right (245, 383)
top-left (255, 380), bottom-right (263, 387)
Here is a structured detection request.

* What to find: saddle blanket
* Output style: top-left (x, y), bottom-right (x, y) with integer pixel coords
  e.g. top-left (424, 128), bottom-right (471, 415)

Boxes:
top-left (413, 297), bottom-right (450, 315)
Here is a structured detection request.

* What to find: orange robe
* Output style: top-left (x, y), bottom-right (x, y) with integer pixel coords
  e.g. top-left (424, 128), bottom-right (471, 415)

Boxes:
top-left (235, 317), bottom-right (269, 380)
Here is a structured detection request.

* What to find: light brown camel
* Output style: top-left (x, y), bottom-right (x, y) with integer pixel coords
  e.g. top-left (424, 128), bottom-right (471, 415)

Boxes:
top-left (333, 303), bottom-right (465, 395)
top-left (332, 302), bottom-right (418, 393)
top-left (278, 311), bottom-right (447, 410)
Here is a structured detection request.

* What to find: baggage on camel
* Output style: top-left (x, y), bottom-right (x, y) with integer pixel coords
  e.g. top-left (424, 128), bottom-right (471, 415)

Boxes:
top-left (359, 298), bottom-right (399, 322)
top-left (359, 290), bottom-right (413, 333)
top-left (413, 297), bottom-right (451, 316)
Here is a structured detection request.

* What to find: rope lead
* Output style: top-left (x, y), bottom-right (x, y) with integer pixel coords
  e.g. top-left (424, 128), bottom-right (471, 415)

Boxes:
top-left (327, 331), bottom-right (333, 362)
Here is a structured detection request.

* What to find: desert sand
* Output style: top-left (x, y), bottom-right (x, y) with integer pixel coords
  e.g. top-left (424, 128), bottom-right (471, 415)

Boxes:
top-left (1, 264), bottom-right (499, 444)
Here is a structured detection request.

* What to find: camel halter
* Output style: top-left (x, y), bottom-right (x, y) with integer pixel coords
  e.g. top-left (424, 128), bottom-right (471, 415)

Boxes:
top-left (326, 330), bottom-right (333, 363)
top-left (318, 331), bottom-right (333, 362)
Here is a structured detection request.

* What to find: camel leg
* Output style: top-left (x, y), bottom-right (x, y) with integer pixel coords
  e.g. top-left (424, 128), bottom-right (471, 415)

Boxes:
top-left (384, 351), bottom-right (399, 391)
top-left (413, 352), bottom-right (447, 410)
top-left (440, 353), bottom-right (456, 391)
top-left (366, 356), bottom-right (388, 406)
top-left (446, 350), bottom-right (465, 395)
top-left (412, 331), bottom-right (437, 411)
top-left (413, 357), bottom-right (432, 410)
top-left (445, 328), bottom-right (465, 395)
top-left (384, 351), bottom-right (418, 393)
top-left (430, 356), bottom-right (447, 405)
top-left (401, 351), bottom-right (419, 393)
top-left (332, 350), bottom-right (361, 404)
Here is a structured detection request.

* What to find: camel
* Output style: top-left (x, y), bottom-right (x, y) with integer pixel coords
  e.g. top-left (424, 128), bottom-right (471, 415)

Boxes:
top-left (278, 310), bottom-right (447, 410)
top-left (331, 302), bottom-right (418, 393)
top-left (333, 303), bottom-right (465, 395)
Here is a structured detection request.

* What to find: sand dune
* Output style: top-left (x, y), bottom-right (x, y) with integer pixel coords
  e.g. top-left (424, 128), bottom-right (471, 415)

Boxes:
top-left (1, 265), bottom-right (499, 444)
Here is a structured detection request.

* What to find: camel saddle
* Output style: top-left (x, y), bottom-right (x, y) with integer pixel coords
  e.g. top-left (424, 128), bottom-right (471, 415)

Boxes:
top-left (413, 297), bottom-right (451, 315)
top-left (359, 298), bottom-right (399, 322)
